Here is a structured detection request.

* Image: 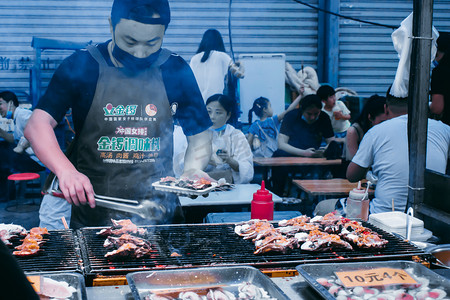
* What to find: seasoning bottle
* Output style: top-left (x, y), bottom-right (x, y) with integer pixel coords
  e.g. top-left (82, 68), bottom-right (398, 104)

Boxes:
top-left (346, 181), bottom-right (369, 221)
top-left (251, 181), bottom-right (274, 220)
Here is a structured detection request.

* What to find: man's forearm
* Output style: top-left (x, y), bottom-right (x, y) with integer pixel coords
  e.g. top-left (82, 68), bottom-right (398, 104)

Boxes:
top-left (183, 130), bottom-right (211, 172)
top-left (24, 110), bottom-right (77, 177)
top-left (278, 142), bottom-right (307, 156)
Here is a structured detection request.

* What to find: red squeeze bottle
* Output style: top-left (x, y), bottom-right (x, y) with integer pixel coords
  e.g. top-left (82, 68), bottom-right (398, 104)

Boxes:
top-left (251, 181), bottom-right (274, 220)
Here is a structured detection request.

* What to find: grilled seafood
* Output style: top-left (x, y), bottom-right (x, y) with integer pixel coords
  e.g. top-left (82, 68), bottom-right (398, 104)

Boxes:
top-left (13, 227), bottom-right (49, 257)
top-left (0, 223), bottom-right (27, 245)
top-left (103, 233), bottom-right (151, 249)
top-left (234, 215), bottom-right (387, 254)
top-left (105, 242), bottom-right (152, 259)
top-left (278, 215), bottom-right (310, 227)
top-left (160, 176), bottom-right (212, 190)
top-left (301, 231), bottom-right (353, 252)
top-left (97, 219), bottom-right (147, 236)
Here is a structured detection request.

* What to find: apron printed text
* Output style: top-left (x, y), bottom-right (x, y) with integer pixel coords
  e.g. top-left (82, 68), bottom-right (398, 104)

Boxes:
top-left (97, 136), bottom-right (160, 152)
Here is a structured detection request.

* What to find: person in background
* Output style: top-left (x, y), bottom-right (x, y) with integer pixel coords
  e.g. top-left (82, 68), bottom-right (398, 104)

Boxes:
top-left (24, 0), bottom-right (212, 229)
top-left (345, 94), bottom-right (387, 161)
top-left (247, 94), bottom-right (302, 158)
top-left (189, 29), bottom-right (244, 102)
top-left (206, 94), bottom-right (253, 184)
top-left (271, 94), bottom-right (335, 196)
top-left (0, 91), bottom-right (44, 184)
top-left (347, 92), bottom-right (450, 214)
top-left (317, 85), bottom-right (351, 138)
top-left (430, 31), bottom-right (450, 126)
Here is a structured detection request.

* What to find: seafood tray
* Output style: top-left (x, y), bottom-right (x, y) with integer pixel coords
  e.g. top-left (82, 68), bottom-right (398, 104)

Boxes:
top-left (126, 266), bottom-right (289, 300)
top-left (297, 261), bottom-right (450, 300)
top-left (152, 181), bottom-right (217, 197)
top-left (25, 272), bottom-right (87, 300)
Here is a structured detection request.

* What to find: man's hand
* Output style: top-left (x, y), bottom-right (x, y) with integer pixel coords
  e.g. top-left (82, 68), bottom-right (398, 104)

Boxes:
top-left (57, 169), bottom-right (95, 208)
top-left (301, 148), bottom-right (317, 157)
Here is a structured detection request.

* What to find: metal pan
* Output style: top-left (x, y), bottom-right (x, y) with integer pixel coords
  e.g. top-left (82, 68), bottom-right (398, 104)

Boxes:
top-left (126, 266), bottom-right (289, 300)
top-left (297, 260), bottom-right (450, 300)
top-left (25, 272), bottom-right (87, 300)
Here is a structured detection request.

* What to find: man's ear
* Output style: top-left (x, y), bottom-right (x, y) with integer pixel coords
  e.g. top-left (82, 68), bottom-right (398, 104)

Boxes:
top-left (384, 104), bottom-right (389, 115)
top-left (108, 17), bottom-right (114, 38)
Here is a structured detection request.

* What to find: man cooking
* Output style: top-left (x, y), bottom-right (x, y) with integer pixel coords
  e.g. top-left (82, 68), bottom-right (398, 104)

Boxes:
top-left (24, 0), bottom-right (212, 228)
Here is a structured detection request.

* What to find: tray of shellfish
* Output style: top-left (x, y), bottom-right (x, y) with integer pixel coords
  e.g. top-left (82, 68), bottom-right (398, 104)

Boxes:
top-left (126, 266), bottom-right (289, 300)
top-left (297, 260), bottom-right (450, 300)
top-left (152, 176), bottom-right (218, 198)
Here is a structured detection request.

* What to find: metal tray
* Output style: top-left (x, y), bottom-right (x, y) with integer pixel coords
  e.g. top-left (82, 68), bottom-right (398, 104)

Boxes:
top-left (25, 272), bottom-right (87, 300)
top-left (126, 266), bottom-right (289, 300)
top-left (152, 181), bottom-right (217, 197)
top-left (297, 260), bottom-right (450, 300)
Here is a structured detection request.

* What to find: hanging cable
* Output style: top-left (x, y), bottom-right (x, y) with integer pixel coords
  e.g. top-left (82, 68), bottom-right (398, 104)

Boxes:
top-left (228, 0), bottom-right (235, 60)
top-left (292, 0), bottom-right (398, 30)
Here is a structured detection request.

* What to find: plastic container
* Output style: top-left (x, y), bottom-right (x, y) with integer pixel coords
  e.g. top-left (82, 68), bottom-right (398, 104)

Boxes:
top-left (251, 181), bottom-right (274, 220)
top-left (369, 211), bottom-right (426, 239)
top-left (346, 185), bottom-right (369, 221)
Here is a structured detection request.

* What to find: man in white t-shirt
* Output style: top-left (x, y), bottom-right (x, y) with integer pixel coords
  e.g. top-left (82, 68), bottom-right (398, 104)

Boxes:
top-left (347, 95), bottom-right (450, 214)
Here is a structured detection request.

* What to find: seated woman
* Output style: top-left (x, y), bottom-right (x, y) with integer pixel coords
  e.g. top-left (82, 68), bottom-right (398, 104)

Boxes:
top-left (345, 94), bottom-right (387, 161)
top-left (205, 94), bottom-right (253, 184)
top-left (271, 94), bottom-right (335, 196)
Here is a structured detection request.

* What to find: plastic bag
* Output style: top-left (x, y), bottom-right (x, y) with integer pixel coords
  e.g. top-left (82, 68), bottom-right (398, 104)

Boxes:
top-left (390, 12), bottom-right (439, 98)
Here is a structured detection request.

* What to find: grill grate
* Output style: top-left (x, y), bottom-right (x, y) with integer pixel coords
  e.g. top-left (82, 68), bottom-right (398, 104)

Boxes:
top-left (11, 230), bottom-right (82, 274)
top-left (78, 222), bottom-right (425, 276)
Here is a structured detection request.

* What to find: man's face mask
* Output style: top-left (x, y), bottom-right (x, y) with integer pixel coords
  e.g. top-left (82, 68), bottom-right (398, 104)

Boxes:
top-left (113, 46), bottom-right (161, 72)
top-left (111, 19), bottom-right (165, 72)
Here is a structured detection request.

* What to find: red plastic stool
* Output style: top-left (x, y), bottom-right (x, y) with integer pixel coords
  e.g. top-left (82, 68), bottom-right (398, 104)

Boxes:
top-left (6, 173), bottom-right (41, 212)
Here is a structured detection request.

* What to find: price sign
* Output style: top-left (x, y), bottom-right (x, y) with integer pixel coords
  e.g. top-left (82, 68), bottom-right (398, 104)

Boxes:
top-left (335, 268), bottom-right (417, 288)
top-left (27, 275), bottom-right (41, 293)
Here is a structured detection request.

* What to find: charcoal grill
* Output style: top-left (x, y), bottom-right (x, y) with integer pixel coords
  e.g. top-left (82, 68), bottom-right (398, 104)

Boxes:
top-left (10, 229), bottom-right (83, 274)
top-left (78, 222), bottom-right (426, 281)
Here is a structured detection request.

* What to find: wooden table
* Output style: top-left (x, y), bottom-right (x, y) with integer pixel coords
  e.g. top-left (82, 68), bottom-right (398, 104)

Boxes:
top-left (292, 179), bottom-right (374, 198)
top-left (253, 156), bottom-right (343, 182)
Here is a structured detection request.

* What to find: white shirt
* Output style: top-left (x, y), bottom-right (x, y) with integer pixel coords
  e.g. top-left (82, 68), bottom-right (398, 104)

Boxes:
top-left (322, 100), bottom-right (351, 133)
top-left (13, 106), bottom-right (32, 143)
top-left (352, 115), bottom-right (450, 214)
top-left (189, 51), bottom-right (232, 102)
top-left (208, 124), bottom-right (254, 184)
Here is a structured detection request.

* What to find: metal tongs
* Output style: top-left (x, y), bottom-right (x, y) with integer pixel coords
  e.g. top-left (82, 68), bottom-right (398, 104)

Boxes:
top-left (44, 177), bottom-right (165, 219)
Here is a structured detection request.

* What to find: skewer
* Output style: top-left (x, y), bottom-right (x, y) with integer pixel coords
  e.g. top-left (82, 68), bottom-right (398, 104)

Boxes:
top-left (61, 217), bottom-right (69, 230)
top-left (392, 198), bottom-right (395, 211)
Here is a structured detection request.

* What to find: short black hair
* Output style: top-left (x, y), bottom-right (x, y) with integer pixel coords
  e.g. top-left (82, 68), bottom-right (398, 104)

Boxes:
top-left (0, 91), bottom-right (18, 107)
top-left (299, 94), bottom-right (322, 112)
top-left (111, 0), bottom-right (170, 29)
top-left (317, 85), bottom-right (335, 101)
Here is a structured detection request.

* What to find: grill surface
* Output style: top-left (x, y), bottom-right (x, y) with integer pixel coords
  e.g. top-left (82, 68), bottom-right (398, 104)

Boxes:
top-left (78, 222), bottom-right (425, 276)
top-left (11, 230), bottom-right (82, 273)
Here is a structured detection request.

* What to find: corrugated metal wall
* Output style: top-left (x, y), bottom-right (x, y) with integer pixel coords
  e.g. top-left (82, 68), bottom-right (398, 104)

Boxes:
top-left (0, 0), bottom-right (317, 103)
top-left (339, 0), bottom-right (450, 97)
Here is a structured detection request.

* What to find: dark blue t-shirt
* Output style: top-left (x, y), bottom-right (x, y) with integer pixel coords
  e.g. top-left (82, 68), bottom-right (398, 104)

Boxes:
top-left (36, 41), bottom-right (212, 136)
top-left (280, 108), bottom-right (334, 150)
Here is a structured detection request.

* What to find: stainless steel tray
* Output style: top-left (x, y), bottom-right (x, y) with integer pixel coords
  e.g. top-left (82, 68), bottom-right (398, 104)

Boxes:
top-left (126, 266), bottom-right (289, 300)
top-left (25, 272), bottom-right (87, 300)
top-left (297, 260), bottom-right (450, 300)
